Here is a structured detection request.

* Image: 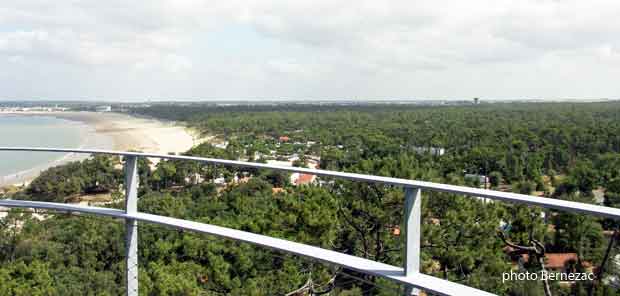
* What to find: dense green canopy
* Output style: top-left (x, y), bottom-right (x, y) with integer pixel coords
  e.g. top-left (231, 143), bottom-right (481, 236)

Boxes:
top-left (3, 102), bottom-right (620, 295)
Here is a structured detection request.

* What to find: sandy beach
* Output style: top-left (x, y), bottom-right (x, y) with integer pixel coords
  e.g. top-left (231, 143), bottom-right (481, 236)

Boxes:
top-left (0, 111), bottom-right (200, 187)
top-left (44, 112), bottom-right (200, 154)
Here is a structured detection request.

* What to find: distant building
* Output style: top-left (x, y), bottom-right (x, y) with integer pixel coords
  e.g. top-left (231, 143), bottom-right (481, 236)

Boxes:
top-left (306, 159), bottom-right (320, 169)
top-left (412, 146), bottom-right (445, 156)
top-left (473, 98), bottom-right (480, 104)
top-left (272, 187), bottom-right (285, 194)
top-left (288, 154), bottom-right (300, 162)
top-left (290, 173), bottom-right (316, 186)
top-left (521, 253), bottom-right (591, 273)
top-left (279, 136), bottom-right (290, 142)
top-left (266, 159), bottom-right (294, 167)
top-left (504, 249), bottom-right (593, 277)
top-left (213, 141), bottom-right (229, 149)
top-left (232, 176), bottom-right (251, 184)
top-left (95, 105), bottom-right (112, 112)
top-left (185, 173), bottom-right (204, 185)
top-left (465, 174), bottom-right (488, 186)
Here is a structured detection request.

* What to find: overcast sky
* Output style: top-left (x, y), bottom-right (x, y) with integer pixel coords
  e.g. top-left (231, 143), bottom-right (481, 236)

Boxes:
top-left (1, 1), bottom-right (619, 101)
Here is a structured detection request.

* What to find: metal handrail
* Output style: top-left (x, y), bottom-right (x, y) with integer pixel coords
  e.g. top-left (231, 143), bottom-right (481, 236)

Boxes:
top-left (1, 147), bottom-right (618, 296)
top-left (2, 147), bottom-right (618, 219)
top-left (0, 199), bottom-right (487, 295)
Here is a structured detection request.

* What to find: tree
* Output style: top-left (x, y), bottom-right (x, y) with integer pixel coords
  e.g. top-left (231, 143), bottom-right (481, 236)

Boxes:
top-left (513, 181), bottom-right (535, 195)
top-left (568, 161), bottom-right (597, 196)
top-left (489, 171), bottom-right (502, 188)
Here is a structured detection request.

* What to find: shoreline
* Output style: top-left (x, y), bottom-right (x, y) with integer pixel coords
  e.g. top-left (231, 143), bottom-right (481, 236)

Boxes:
top-left (0, 151), bottom-right (89, 188)
top-left (0, 111), bottom-right (200, 188)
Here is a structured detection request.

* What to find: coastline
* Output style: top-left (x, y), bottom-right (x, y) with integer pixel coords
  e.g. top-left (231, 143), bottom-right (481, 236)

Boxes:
top-left (0, 111), bottom-right (200, 188)
top-left (35, 111), bottom-right (199, 153)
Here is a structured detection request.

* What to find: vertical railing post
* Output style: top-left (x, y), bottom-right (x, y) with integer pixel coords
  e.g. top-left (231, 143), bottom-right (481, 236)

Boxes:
top-left (403, 187), bottom-right (422, 295)
top-left (124, 156), bottom-right (139, 296)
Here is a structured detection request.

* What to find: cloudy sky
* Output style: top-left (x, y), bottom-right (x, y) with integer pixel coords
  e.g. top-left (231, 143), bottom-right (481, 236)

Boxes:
top-left (1, 1), bottom-right (619, 101)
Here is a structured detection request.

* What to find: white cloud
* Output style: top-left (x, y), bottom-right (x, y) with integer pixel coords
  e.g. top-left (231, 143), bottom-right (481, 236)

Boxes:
top-left (0, 0), bottom-right (619, 100)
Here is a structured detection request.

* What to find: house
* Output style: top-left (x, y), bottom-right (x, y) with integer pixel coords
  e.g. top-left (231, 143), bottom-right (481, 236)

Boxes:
top-left (519, 253), bottom-right (592, 274)
top-left (0, 206), bottom-right (7, 220)
top-left (291, 173), bottom-right (316, 186)
top-left (279, 136), bottom-right (290, 142)
top-left (465, 174), bottom-right (489, 186)
top-left (95, 105), bottom-right (112, 112)
top-left (288, 154), bottom-right (300, 162)
top-left (267, 159), bottom-right (293, 167)
top-left (232, 176), bottom-right (251, 184)
top-left (213, 141), bottom-right (229, 149)
top-left (306, 159), bottom-right (320, 169)
top-left (412, 146), bottom-right (445, 156)
top-left (185, 173), bottom-right (204, 185)
top-left (272, 187), bottom-right (285, 194)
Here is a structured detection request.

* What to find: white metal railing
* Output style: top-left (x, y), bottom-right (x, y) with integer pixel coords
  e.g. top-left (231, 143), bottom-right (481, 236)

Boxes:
top-left (2, 147), bottom-right (620, 296)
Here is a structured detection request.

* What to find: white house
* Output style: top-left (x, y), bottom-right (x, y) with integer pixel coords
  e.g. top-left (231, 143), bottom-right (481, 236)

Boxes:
top-left (95, 105), bottom-right (112, 112)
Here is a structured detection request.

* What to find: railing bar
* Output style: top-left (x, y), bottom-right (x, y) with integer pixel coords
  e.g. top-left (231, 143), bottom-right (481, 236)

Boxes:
top-left (5, 147), bottom-right (620, 295)
top-left (124, 156), bottom-right (139, 296)
top-left (1, 147), bottom-right (620, 220)
top-left (0, 199), bottom-right (495, 296)
top-left (403, 187), bottom-right (422, 295)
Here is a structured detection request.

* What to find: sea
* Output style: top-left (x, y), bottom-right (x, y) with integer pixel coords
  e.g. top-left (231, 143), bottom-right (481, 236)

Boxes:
top-left (0, 114), bottom-right (104, 186)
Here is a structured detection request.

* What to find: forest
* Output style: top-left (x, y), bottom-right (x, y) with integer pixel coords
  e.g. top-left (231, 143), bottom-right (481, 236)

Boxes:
top-left (2, 102), bottom-right (620, 295)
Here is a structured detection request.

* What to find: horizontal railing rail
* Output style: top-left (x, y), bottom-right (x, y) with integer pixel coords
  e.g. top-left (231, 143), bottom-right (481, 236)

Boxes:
top-left (0, 199), bottom-right (487, 295)
top-left (2, 147), bottom-right (619, 296)
top-left (2, 147), bottom-right (619, 219)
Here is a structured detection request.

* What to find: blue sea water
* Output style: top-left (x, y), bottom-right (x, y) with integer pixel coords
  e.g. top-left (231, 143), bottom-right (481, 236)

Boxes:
top-left (0, 114), bottom-right (88, 183)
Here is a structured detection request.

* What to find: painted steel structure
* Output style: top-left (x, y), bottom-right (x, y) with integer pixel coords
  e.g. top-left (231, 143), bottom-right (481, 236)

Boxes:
top-left (2, 147), bottom-right (620, 295)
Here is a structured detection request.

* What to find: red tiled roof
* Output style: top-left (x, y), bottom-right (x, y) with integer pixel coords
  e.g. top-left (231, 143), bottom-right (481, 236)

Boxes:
top-left (279, 136), bottom-right (290, 142)
top-left (546, 254), bottom-right (579, 269)
top-left (296, 174), bottom-right (316, 185)
top-left (522, 253), bottom-right (583, 269)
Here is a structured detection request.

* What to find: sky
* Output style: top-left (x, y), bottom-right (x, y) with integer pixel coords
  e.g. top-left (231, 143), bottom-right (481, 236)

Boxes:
top-left (0, 0), bottom-right (619, 101)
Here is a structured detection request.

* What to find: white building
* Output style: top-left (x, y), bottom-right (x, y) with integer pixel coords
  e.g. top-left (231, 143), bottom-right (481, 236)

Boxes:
top-left (465, 174), bottom-right (489, 186)
top-left (412, 146), bottom-right (445, 156)
top-left (95, 106), bottom-right (112, 112)
top-left (213, 141), bottom-right (229, 149)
